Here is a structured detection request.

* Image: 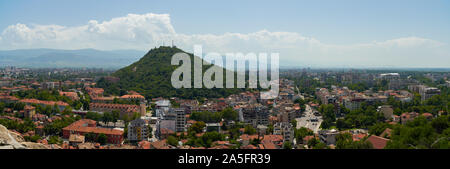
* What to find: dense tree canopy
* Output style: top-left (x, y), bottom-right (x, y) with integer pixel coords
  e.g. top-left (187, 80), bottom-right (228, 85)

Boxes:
top-left (96, 46), bottom-right (244, 99)
top-left (386, 115), bottom-right (450, 149)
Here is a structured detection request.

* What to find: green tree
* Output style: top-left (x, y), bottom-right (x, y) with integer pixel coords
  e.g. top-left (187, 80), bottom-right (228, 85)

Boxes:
top-left (189, 121), bottom-right (206, 134)
top-left (319, 104), bottom-right (336, 129)
top-left (85, 132), bottom-right (97, 142)
top-left (335, 133), bottom-right (373, 149)
top-left (295, 127), bottom-right (313, 142)
top-left (86, 112), bottom-right (102, 121)
top-left (283, 141), bottom-right (293, 149)
top-left (102, 112), bottom-right (112, 126)
top-left (48, 136), bottom-right (62, 144)
top-left (97, 133), bottom-right (108, 145)
top-left (0, 102), bottom-right (5, 114)
top-left (244, 125), bottom-right (256, 135)
top-left (167, 135), bottom-right (178, 146)
top-left (222, 107), bottom-right (238, 121)
top-left (386, 115), bottom-right (450, 149)
top-left (112, 110), bottom-right (120, 127)
top-left (291, 119), bottom-right (297, 128)
top-left (369, 123), bottom-right (392, 136)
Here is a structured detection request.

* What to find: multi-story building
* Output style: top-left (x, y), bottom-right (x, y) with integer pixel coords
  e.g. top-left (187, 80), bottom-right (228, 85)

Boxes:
top-left (127, 118), bottom-right (148, 142)
top-left (156, 108), bottom-right (186, 139)
top-left (276, 107), bottom-right (296, 123)
top-left (22, 105), bottom-right (36, 119)
top-left (239, 104), bottom-right (269, 128)
top-left (172, 108), bottom-right (187, 132)
top-left (62, 119), bottom-right (123, 144)
top-left (273, 122), bottom-right (294, 143)
top-left (343, 97), bottom-right (365, 111)
top-left (421, 87), bottom-right (441, 101)
top-left (89, 103), bottom-right (146, 118)
top-left (155, 99), bottom-right (171, 117)
top-left (379, 73), bottom-right (400, 80)
top-left (408, 85), bottom-right (441, 101)
top-left (41, 82), bottom-right (60, 89)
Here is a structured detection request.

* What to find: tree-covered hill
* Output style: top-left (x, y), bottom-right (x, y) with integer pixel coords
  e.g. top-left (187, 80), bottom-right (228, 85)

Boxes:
top-left (96, 46), bottom-right (244, 99)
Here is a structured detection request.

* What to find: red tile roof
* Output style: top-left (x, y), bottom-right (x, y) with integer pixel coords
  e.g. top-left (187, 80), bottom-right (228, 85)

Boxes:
top-left (240, 134), bottom-right (259, 141)
top-left (262, 140), bottom-right (278, 149)
top-left (367, 135), bottom-right (389, 149)
top-left (120, 94), bottom-right (145, 99)
top-left (20, 98), bottom-right (69, 107)
top-left (352, 133), bottom-right (368, 141)
top-left (240, 144), bottom-right (258, 149)
top-left (0, 95), bottom-right (19, 101)
top-left (63, 119), bottom-right (123, 135)
top-left (138, 140), bottom-right (151, 149)
top-left (262, 135), bottom-right (283, 143)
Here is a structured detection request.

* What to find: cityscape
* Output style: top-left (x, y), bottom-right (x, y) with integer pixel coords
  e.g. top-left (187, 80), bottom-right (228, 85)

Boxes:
top-left (0, 0), bottom-right (449, 152)
top-left (0, 60), bottom-right (448, 149)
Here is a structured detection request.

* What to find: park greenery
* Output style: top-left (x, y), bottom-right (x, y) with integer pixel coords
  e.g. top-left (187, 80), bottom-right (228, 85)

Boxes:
top-left (386, 115), bottom-right (449, 149)
top-left (190, 107), bottom-right (239, 123)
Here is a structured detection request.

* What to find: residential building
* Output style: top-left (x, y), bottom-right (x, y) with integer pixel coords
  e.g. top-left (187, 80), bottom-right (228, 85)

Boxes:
top-left (367, 135), bottom-right (389, 149)
top-left (22, 105), bottom-right (36, 119)
top-left (273, 122), bottom-right (294, 143)
top-left (377, 105), bottom-right (394, 120)
top-left (127, 118), bottom-right (149, 142)
top-left (62, 119), bottom-right (123, 144)
top-left (239, 104), bottom-right (269, 128)
top-left (89, 103), bottom-right (146, 118)
top-left (318, 129), bottom-right (339, 145)
top-left (20, 98), bottom-right (69, 111)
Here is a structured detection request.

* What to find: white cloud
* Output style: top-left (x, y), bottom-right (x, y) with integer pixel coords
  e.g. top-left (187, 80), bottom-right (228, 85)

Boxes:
top-left (0, 13), bottom-right (449, 67)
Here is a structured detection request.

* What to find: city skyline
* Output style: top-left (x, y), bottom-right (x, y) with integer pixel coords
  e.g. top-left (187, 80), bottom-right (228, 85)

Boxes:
top-left (0, 0), bottom-right (449, 68)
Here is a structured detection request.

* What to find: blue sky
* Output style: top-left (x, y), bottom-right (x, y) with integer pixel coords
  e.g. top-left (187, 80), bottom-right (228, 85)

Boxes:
top-left (0, 0), bottom-right (449, 67)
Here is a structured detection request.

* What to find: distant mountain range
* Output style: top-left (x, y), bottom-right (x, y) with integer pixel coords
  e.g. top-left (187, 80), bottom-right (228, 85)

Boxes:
top-left (0, 48), bottom-right (146, 68)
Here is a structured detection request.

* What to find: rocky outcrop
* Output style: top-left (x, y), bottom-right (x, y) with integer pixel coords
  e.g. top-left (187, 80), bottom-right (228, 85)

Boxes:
top-left (0, 124), bottom-right (49, 149)
top-left (21, 142), bottom-right (50, 149)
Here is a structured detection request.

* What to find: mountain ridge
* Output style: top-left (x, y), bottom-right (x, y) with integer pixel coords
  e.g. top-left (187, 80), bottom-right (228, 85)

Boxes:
top-left (0, 48), bottom-right (145, 68)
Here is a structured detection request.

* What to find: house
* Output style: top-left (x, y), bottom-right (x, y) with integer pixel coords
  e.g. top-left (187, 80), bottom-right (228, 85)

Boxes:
top-left (59, 91), bottom-right (79, 101)
top-left (422, 113), bottom-right (433, 120)
top-left (400, 112), bottom-right (419, 124)
top-left (302, 135), bottom-right (315, 144)
top-left (150, 140), bottom-right (169, 149)
top-left (380, 128), bottom-right (392, 138)
top-left (377, 105), bottom-right (393, 120)
top-left (318, 129), bottom-right (339, 145)
top-left (352, 133), bottom-right (368, 141)
top-left (69, 134), bottom-right (85, 146)
top-left (367, 135), bottom-right (389, 149)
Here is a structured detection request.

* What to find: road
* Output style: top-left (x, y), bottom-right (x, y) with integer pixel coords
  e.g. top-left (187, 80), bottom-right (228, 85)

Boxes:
top-left (296, 104), bottom-right (322, 134)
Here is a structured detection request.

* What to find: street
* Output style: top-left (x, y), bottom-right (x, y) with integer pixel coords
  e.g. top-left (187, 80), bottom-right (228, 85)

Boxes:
top-left (296, 104), bottom-right (322, 134)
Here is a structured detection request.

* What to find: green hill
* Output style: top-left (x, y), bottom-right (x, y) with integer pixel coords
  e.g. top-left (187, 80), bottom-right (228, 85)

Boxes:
top-left (96, 46), bottom-right (244, 99)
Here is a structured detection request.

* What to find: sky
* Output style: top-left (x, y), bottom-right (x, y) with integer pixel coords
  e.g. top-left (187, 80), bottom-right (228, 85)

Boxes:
top-left (0, 0), bottom-right (449, 68)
